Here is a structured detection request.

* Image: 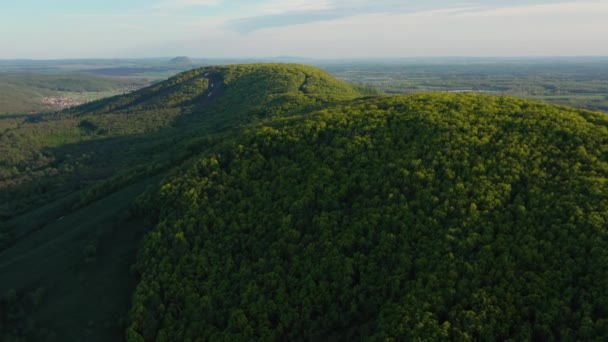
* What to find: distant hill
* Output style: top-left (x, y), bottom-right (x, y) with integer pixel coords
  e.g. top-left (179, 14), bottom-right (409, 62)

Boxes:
top-left (169, 56), bottom-right (194, 65)
top-left (1, 64), bottom-right (607, 341)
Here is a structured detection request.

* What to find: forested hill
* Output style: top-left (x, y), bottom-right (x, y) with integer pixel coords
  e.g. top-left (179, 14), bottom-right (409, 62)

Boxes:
top-left (71, 63), bottom-right (370, 117)
top-left (128, 94), bottom-right (608, 340)
top-left (0, 64), bottom-right (368, 222)
top-left (1, 64), bottom-right (608, 341)
top-left (0, 64), bottom-right (369, 341)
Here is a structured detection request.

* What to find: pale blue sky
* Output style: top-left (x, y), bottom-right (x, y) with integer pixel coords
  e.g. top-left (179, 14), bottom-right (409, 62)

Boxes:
top-left (1, 0), bottom-right (607, 58)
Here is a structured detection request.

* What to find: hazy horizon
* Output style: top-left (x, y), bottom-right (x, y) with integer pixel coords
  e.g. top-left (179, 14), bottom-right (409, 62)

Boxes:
top-left (2, 0), bottom-right (608, 59)
top-left (2, 56), bottom-right (608, 62)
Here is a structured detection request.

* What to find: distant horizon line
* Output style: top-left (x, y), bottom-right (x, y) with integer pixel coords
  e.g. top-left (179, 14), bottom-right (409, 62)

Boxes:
top-left (2, 56), bottom-right (608, 61)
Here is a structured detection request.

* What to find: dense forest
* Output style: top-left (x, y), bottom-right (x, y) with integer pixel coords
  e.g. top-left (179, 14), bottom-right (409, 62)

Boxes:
top-left (1, 64), bottom-right (608, 341)
top-left (127, 93), bottom-right (608, 341)
top-left (0, 64), bottom-right (370, 341)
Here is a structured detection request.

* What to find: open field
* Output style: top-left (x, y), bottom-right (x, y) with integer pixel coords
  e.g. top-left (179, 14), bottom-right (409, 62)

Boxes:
top-left (319, 59), bottom-right (608, 112)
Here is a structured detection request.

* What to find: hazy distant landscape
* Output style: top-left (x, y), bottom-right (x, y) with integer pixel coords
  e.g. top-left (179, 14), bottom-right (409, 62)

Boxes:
top-left (2, 57), bottom-right (608, 115)
top-left (0, 59), bottom-right (197, 114)
top-left (321, 58), bottom-right (608, 112)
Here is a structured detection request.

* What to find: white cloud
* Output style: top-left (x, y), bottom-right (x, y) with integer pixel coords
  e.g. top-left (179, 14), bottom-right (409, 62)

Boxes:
top-left (211, 1), bottom-right (608, 58)
top-left (152, 0), bottom-right (222, 10)
top-left (457, 0), bottom-right (608, 17)
top-left (2, 0), bottom-right (608, 58)
top-left (256, 0), bottom-right (333, 15)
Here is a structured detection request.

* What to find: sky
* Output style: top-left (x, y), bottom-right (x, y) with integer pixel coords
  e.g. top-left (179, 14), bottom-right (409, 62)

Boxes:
top-left (1, 0), bottom-right (607, 59)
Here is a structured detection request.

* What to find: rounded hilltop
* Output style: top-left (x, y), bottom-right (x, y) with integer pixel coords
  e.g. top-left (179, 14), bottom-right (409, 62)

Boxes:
top-left (72, 63), bottom-right (373, 122)
top-left (169, 56), bottom-right (194, 65)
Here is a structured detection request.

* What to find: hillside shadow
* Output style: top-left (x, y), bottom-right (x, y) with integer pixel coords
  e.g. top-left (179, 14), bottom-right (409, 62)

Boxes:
top-left (0, 124), bottom-right (216, 341)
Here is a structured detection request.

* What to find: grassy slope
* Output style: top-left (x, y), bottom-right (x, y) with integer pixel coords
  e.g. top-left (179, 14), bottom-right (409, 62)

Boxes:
top-left (0, 83), bottom-right (55, 114)
top-left (0, 176), bottom-right (157, 341)
top-left (0, 64), bottom-right (365, 341)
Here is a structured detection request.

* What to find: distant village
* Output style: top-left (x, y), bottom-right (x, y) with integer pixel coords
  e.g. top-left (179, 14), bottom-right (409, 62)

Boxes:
top-left (40, 86), bottom-right (141, 111)
top-left (42, 96), bottom-right (83, 110)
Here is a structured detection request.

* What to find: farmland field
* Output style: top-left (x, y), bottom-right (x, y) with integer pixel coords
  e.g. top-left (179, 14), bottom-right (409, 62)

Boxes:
top-left (320, 58), bottom-right (608, 112)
